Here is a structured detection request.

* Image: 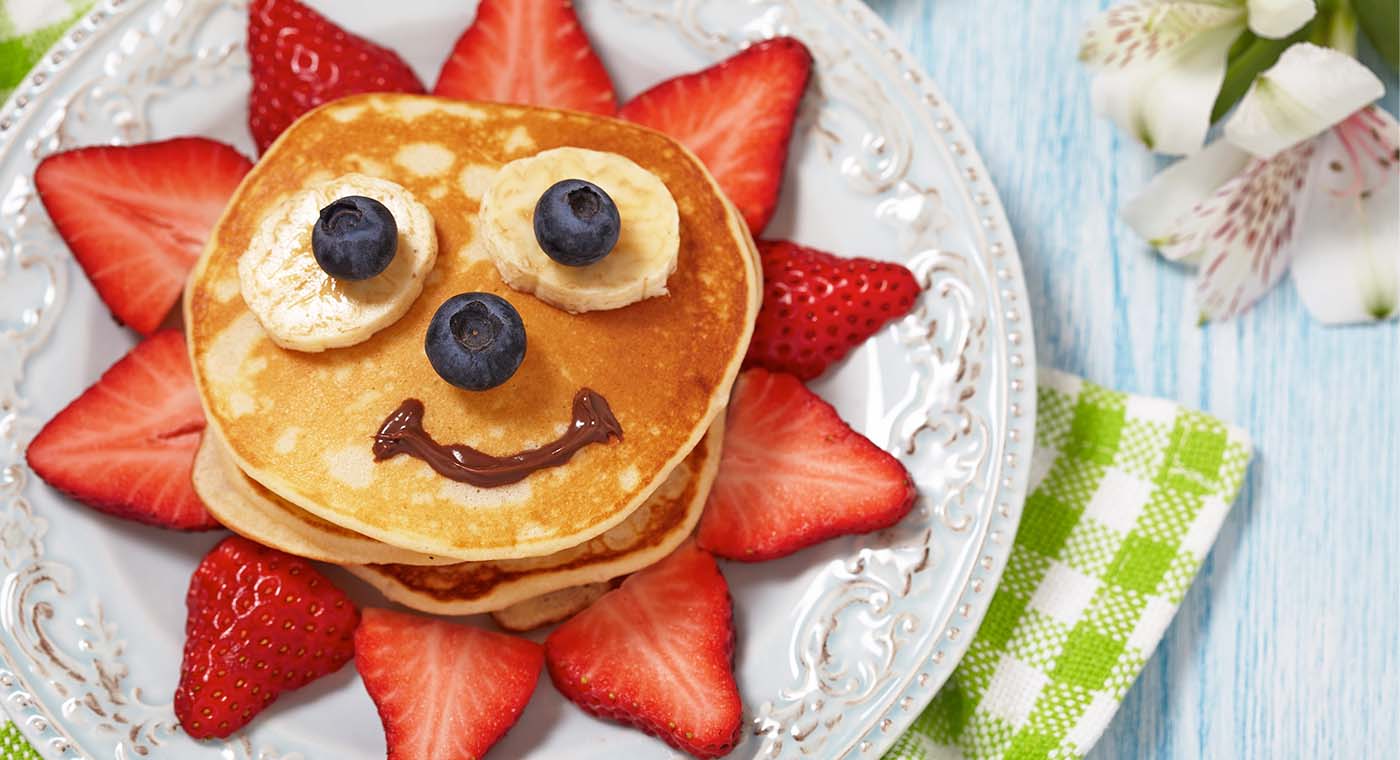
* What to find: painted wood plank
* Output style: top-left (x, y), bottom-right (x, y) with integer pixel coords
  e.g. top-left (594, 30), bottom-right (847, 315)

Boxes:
top-left (864, 0), bottom-right (1400, 755)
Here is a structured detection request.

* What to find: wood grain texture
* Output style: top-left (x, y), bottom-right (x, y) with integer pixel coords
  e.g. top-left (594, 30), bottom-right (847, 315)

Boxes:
top-left (862, 0), bottom-right (1400, 755)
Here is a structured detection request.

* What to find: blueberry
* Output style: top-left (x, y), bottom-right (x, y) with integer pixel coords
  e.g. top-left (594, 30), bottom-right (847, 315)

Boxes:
top-left (312, 195), bottom-right (397, 280)
top-left (425, 293), bottom-right (527, 391)
top-left (533, 179), bottom-right (621, 267)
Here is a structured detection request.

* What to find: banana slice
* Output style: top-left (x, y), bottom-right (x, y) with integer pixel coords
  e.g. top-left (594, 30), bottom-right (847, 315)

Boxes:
top-left (238, 174), bottom-right (437, 352)
top-left (480, 147), bottom-right (679, 313)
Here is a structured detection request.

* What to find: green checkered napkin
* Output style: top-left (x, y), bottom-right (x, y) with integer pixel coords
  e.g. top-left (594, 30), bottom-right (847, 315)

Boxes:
top-left (887, 369), bottom-right (1251, 759)
top-left (0, 721), bottom-right (40, 760)
top-left (0, 8), bottom-right (1253, 757)
top-left (0, 0), bottom-right (93, 102)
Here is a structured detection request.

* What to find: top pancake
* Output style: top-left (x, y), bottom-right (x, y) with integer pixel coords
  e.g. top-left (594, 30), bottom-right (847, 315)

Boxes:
top-left (186, 94), bottom-right (759, 561)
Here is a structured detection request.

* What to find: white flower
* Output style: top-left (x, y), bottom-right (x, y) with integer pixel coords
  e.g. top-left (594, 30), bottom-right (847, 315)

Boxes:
top-left (1079, 0), bottom-right (1316, 155)
top-left (1246, 0), bottom-right (1317, 37)
top-left (1225, 41), bottom-right (1387, 156)
top-left (1124, 44), bottom-right (1397, 323)
top-left (1290, 107), bottom-right (1400, 323)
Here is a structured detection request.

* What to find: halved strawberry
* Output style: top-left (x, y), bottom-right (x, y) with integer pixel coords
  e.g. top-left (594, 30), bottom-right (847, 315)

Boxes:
top-left (746, 240), bottom-right (921, 380)
top-left (248, 0), bottom-right (425, 153)
top-left (545, 542), bottom-right (740, 759)
top-left (25, 330), bottom-right (219, 530)
top-left (696, 369), bottom-right (916, 561)
top-left (175, 536), bottom-right (359, 739)
top-left (433, 0), bottom-right (617, 114)
top-left (355, 608), bottom-right (544, 760)
top-left (34, 138), bottom-right (252, 334)
top-left (619, 37), bottom-right (811, 234)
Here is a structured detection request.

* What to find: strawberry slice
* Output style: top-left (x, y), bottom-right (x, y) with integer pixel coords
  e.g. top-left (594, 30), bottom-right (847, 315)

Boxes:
top-left (355, 608), bottom-right (544, 760)
top-left (746, 240), bottom-right (921, 380)
top-left (248, 0), bottom-right (425, 153)
top-left (619, 37), bottom-right (811, 234)
top-left (25, 330), bottom-right (219, 531)
top-left (696, 369), bottom-right (916, 561)
top-left (545, 542), bottom-right (740, 759)
top-left (175, 536), bottom-right (359, 739)
top-left (34, 138), bottom-right (252, 335)
top-left (433, 0), bottom-right (617, 115)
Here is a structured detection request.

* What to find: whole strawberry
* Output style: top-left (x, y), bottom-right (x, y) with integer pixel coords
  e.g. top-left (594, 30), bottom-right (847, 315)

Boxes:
top-left (175, 536), bottom-right (359, 739)
top-left (745, 240), bottom-right (921, 380)
top-left (247, 0), bottom-right (424, 153)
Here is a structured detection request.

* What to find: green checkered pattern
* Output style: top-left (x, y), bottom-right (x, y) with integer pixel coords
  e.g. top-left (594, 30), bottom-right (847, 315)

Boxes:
top-left (0, 0), bottom-right (93, 102)
top-left (0, 721), bottom-right (40, 760)
top-left (887, 369), bottom-right (1251, 760)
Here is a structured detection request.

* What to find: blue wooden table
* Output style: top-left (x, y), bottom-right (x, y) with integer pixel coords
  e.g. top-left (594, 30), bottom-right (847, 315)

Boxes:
top-left (863, 0), bottom-right (1400, 755)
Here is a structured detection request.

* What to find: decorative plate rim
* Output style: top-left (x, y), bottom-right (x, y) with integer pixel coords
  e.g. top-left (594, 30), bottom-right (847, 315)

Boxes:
top-left (0, 0), bottom-right (1036, 757)
top-left (819, 0), bottom-right (1036, 753)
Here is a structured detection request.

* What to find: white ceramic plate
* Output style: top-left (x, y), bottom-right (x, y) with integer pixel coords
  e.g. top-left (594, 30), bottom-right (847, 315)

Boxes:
top-left (0, 0), bottom-right (1034, 757)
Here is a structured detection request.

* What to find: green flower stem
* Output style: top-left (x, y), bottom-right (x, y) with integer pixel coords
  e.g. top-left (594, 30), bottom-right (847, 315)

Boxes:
top-left (1313, 0), bottom-right (1359, 56)
top-left (1353, 0), bottom-right (1399, 69)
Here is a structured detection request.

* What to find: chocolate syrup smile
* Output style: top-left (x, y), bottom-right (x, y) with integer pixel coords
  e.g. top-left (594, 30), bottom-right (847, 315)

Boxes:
top-left (371, 389), bottom-right (623, 487)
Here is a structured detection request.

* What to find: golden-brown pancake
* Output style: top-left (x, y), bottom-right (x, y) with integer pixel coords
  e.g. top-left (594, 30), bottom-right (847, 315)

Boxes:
top-left (345, 419), bottom-right (720, 615)
top-left (192, 429), bottom-right (458, 566)
top-left (490, 582), bottom-right (611, 632)
top-left (186, 94), bottom-right (759, 561)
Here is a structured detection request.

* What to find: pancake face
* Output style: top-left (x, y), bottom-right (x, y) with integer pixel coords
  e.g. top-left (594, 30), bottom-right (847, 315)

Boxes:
top-left (187, 94), bottom-right (758, 560)
top-left (346, 419), bottom-right (720, 615)
top-left (192, 431), bottom-right (458, 566)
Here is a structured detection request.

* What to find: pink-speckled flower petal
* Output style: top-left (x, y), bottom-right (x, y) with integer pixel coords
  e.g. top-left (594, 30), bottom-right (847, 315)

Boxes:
top-left (1079, 2), bottom-right (1244, 68)
top-left (1292, 107), bottom-right (1400, 323)
top-left (1123, 140), bottom-right (1253, 263)
top-left (1079, 2), bottom-right (1245, 154)
top-left (1175, 141), bottom-right (1317, 320)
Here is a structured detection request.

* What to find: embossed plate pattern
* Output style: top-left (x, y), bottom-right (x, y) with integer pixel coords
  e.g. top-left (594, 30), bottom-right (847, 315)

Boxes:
top-left (0, 0), bottom-right (1034, 757)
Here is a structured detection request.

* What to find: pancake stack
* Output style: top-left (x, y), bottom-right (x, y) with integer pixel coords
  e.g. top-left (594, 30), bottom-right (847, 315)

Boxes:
top-left (184, 94), bottom-right (760, 626)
